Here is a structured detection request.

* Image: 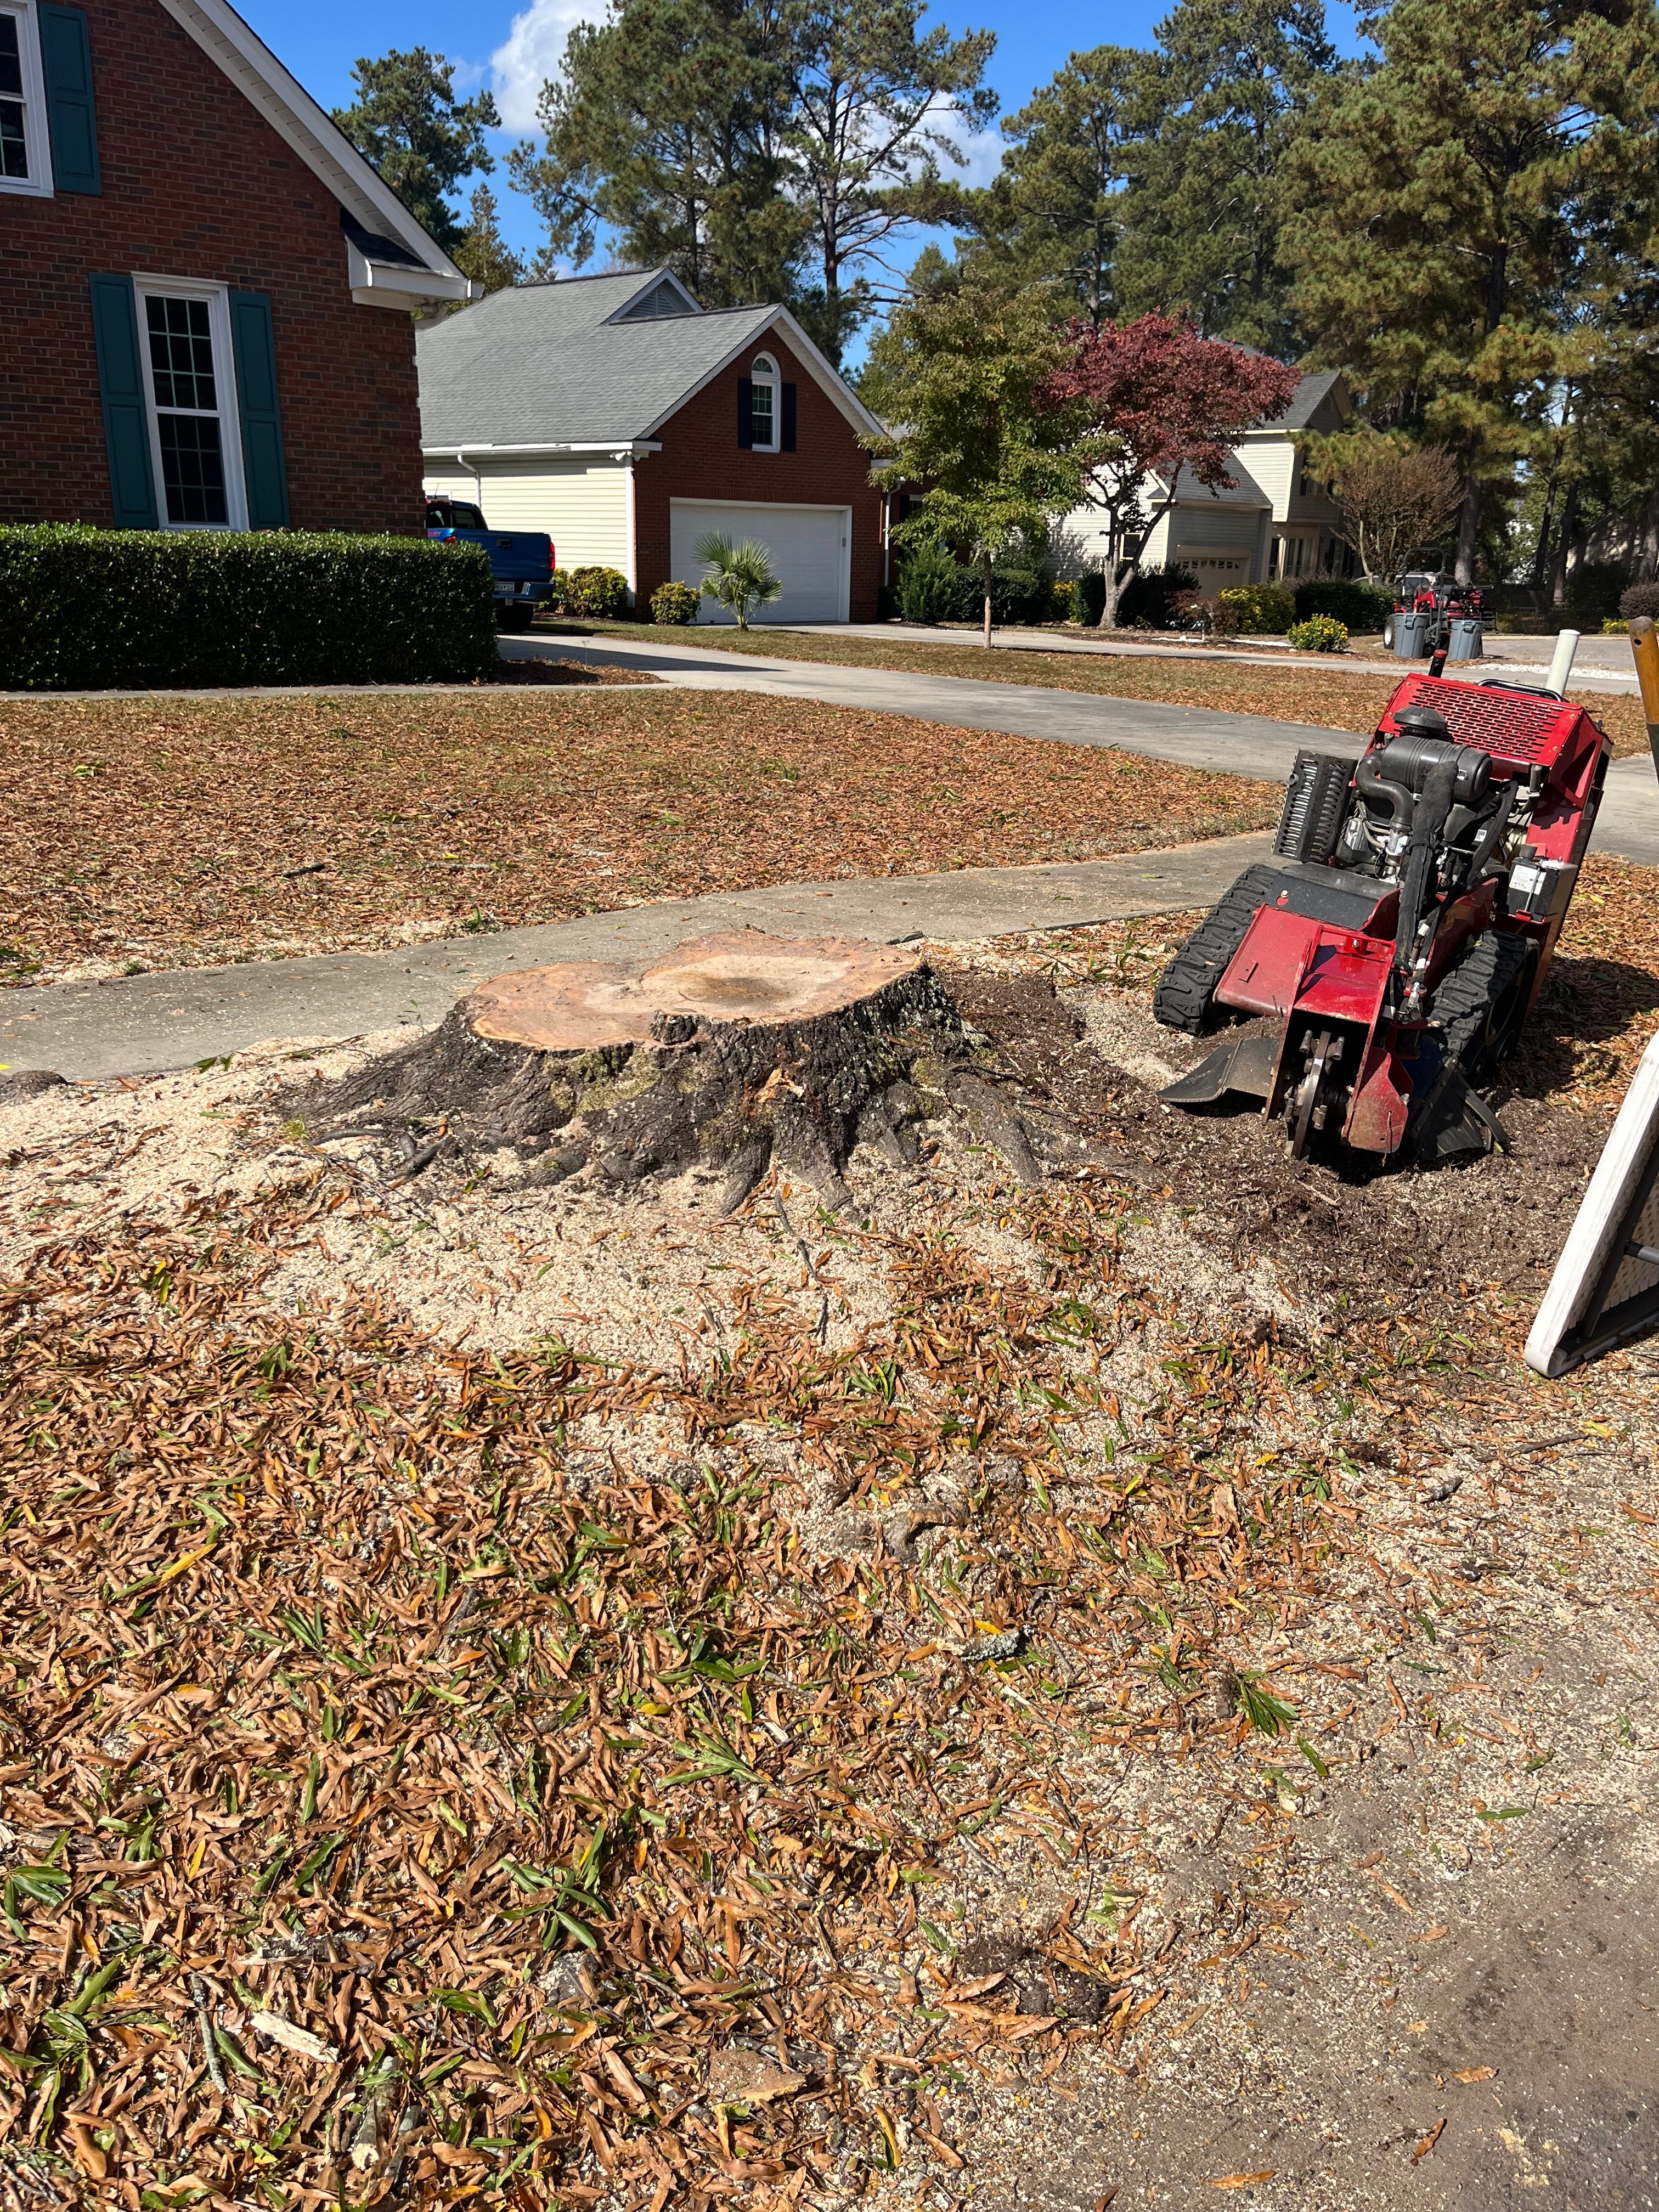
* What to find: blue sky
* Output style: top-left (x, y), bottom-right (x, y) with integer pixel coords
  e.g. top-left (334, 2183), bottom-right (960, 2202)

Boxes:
top-left (242, 0), bottom-right (1362, 274)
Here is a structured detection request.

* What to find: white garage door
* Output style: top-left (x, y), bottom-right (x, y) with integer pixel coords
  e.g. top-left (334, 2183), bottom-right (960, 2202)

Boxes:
top-left (670, 500), bottom-right (850, 624)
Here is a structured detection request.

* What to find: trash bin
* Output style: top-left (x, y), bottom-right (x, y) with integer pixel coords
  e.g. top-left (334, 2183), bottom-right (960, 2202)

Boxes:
top-left (1394, 611), bottom-right (1430, 658)
top-left (1447, 617), bottom-right (1483, 662)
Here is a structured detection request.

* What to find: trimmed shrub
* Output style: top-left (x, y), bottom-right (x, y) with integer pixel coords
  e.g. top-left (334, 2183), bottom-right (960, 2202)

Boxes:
top-left (1562, 560), bottom-right (1628, 623)
top-left (552, 565), bottom-right (631, 618)
top-left (650, 580), bottom-right (700, 625)
top-left (1294, 578), bottom-right (1393, 631)
top-left (1217, 581), bottom-right (1296, 635)
top-left (1116, 563), bottom-right (1200, 629)
top-left (1286, 614), bottom-right (1350, 653)
top-left (1618, 580), bottom-right (1659, 623)
top-left (0, 524), bottom-right (496, 690)
top-left (1075, 570), bottom-right (1107, 625)
top-left (987, 547), bottom-right (1053, 625)
top-left (895, 543), bottom-right (976, 624)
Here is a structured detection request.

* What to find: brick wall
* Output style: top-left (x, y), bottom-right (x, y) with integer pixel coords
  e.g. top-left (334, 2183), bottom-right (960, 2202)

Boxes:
top-left (634, 329), bottom-right (883, 620)
top-left (0, 0), bottom-right (422, 532)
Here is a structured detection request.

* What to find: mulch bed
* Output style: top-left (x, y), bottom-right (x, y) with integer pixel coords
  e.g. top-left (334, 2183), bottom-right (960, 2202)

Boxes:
top-left (0, 692), bottom-right (1273, 986)
top-left (485, 659), bottom-right (654, 687)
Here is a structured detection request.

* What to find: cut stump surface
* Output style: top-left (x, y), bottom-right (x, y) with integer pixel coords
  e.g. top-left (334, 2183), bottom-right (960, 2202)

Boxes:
top-left (307, 928), bottom-right (978, 1212)
top-left (467, 930), bottom-right (927, 1050)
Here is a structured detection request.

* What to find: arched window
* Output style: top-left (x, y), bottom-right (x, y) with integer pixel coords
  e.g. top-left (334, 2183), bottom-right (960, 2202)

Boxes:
top-left (749, 352), bottom-right (780, 452)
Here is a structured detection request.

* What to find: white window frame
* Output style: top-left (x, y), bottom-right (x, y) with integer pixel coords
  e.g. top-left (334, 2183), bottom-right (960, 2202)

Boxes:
top-left (0, 0), bottom-right (53, 199)
top-left (133, 276), bottom-right (249, 532)
top-left (749, 352), bottom-right (780, 454)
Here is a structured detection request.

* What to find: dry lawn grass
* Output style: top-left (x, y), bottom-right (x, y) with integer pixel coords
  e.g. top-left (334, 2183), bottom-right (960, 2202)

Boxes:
top-left (0, 691), bottom-right (1272, 986)
top-left (580, 619), bottom-right (1656, 759)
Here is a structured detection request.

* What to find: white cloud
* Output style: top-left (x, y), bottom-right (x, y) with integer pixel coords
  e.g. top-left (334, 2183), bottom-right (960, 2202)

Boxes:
top-left (937, 118), bottom-right (1006, 190)
top-left (489, 0), bottom-right (599, 133)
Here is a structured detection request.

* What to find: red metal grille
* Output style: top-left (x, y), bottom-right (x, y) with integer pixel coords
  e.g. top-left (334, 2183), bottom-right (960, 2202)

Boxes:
top-left (1383, 674), bottom-right (1577, 767)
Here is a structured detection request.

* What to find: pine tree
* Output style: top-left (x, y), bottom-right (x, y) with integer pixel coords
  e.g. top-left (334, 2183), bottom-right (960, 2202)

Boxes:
top-left (444, 185), bottom-right (527, 315)
top-left (1113, 0), bottom-right (1335, 353)
top-left (332, 49), bottom-right (499, 252)
top-left (780, 0), bottom-right (998, 361)
top-left (506, 0), bottom-right (996, 360)
top-left (944, 46), bottom-right (1142, 331)
top-left (507, 0), bottom-right (805, 312)
top-left (1284, 0), bottom-right (1659, 579)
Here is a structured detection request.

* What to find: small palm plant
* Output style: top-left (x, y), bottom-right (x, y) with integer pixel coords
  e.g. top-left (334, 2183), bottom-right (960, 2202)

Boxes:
top-left (692, 531), bottom-right (782, 629)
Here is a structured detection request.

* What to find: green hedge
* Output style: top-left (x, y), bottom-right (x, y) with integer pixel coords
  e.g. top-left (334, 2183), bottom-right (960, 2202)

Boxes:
top-left (1293, 578), bottom-right (1393, 630)
top-left (0, 525), bottom-right (498, 690)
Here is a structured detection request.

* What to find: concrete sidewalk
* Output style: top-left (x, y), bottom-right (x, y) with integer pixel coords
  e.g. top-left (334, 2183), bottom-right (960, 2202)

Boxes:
top-left (0, 833), bottom-right (1276, 1081)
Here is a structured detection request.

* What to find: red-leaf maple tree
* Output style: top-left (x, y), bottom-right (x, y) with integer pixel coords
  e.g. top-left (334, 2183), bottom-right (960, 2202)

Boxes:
top-left (1046, 315), bottom-right (1301, 628)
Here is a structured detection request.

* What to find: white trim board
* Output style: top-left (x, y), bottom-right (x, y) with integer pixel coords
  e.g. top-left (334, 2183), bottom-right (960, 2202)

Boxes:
top-left (150, 0), bottom-right (466, 302)
top-left (1526, 1025), bottom-right (1659, 1375)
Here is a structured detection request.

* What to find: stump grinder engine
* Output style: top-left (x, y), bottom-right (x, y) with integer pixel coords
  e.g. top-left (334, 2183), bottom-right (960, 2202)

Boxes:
top-left (1153, 665), bottom-right (1610, 1165)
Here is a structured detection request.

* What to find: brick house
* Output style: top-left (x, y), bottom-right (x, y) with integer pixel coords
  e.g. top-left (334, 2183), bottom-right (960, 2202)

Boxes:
top-left (0, 0), bottom-right (469, 534)
top-left (417, 269), bottom-right (888, 623)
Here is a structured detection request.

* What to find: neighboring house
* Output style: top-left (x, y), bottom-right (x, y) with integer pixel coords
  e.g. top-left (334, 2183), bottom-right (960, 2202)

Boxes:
top-left (1, 0), bottom-right (469, 533)
top-left (1054, 369), bottom-right (1358, 591)
top-left (417, 269), bottom-right (887, 623)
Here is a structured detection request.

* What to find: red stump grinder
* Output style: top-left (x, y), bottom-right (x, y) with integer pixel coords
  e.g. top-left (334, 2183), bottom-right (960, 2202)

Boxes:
top-left (1153, 669), bottom-right (1610, 1165)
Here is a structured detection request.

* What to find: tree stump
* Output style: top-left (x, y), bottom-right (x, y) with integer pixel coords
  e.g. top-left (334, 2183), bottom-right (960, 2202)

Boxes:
top-left (309, 929), bottom-right (977, 1212)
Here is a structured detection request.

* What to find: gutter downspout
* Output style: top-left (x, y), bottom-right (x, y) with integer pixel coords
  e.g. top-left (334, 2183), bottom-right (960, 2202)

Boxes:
top-left (623, 456), bottom-right (637, 608)
top-left (455, 450), bottom-right (482, 509)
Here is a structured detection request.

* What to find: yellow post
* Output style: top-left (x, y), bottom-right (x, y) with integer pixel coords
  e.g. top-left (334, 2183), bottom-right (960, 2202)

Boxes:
top-left (1632, 614), bottom-right (1659, 782)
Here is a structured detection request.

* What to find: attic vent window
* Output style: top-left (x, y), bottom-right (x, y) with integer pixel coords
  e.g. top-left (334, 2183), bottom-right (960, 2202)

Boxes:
top-left (749, 353), bottom-right (778, 452)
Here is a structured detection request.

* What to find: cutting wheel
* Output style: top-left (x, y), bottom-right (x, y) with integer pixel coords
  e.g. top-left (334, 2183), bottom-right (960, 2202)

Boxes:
top-left (1287, 1028), bottom-right (1339, 1159)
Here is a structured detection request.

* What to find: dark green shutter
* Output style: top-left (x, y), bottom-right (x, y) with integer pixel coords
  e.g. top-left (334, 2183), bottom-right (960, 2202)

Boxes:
top-left (781, 382), bottom-right (797, 452)
top-left (229, 290), bottom-right (290, 529)
top-left (737, 377), bottom-right (753, 449)
top-left (40, 6), bottom-right (100, 193)
top-left (89, 274), bottom-right (157, 529)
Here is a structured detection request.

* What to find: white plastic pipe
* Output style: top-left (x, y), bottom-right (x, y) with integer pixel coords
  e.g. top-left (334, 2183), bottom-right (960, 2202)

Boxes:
top-left (1547, 628), bottom-right (1580, 695)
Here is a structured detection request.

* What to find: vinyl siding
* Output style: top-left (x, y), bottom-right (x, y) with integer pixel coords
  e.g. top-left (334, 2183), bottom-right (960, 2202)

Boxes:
top-left (422, 455), bottom-right (632, 575)
top-left (1239, 437), bottom-right (1296, 521)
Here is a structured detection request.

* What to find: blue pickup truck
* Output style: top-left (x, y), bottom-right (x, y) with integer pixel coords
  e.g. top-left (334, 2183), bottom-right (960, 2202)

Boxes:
top-left (425, 497), bottom-right (554, 630)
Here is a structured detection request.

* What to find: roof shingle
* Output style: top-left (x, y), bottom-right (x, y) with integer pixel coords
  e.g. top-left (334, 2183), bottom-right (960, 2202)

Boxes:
top-left (416, 271), bottom-right (785, 448)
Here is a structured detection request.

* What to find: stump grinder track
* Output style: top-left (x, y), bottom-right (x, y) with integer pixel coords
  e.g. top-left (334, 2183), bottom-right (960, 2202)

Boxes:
top-left (1154, 668), bottom-right (1610, 1166)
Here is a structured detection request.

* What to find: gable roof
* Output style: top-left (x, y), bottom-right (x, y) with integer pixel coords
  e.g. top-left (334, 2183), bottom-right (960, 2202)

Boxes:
top-left (415, 268), bottom-right (884, 451)
top-left (153, 0), bottom-right (469, 306)
top-left (1146, 455), bottom-right (1271, 510)
top-left (1243, 368), bottom-right (1350, 436)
